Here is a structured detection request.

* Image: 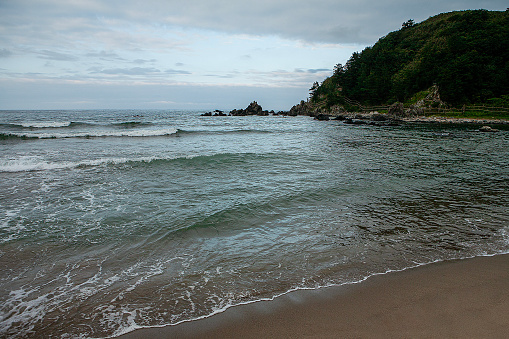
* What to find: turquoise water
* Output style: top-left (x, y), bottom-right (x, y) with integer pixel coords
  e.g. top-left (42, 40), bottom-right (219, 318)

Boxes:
top-left (1, 110), bottom-right (508, 338)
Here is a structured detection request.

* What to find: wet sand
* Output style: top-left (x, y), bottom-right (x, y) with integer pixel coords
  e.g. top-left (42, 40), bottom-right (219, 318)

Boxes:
top-left (119, 254), bottom-right (509, 338)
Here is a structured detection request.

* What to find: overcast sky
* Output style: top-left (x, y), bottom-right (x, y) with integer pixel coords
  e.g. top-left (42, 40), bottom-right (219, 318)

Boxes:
top-left (0, 0), bottom-right (507, 111)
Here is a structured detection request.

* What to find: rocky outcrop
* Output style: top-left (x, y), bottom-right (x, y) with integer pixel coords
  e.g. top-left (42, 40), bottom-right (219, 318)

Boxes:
top-left (388, 102), bottom-right (405, 117)
top-left (415, 84), bottom-right (445, 109)
top-left (388, 102), bottom-right (423, 118)
top-left (201, 110), bottom-right (227, 116)
top-left (288, 100), bottom-right (313, 116)
top-left (230, 101), bottom-right (271, 116)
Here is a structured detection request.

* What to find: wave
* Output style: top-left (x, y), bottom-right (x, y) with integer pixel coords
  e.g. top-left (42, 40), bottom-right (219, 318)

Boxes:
top-left (0, 133), bottom-right (38, 140)
top-left (0, 121), bottom-right (153, 130)
top-left (0, 128), bottom-right (178, 139)
top-left (113, 121), bottom-right (153, 127)
top-left (0, 127), bottom-right (274, 140)
top-left (0, 156), bottom-right (166, 173)
top-left (0, 121), bottom-right (93, 129)
top-left (175, 129), bottom-right (275, 136)
top-left (0, 152), bottom-right (264, 173)
top-left (22, 121), bottom-right (73, 128)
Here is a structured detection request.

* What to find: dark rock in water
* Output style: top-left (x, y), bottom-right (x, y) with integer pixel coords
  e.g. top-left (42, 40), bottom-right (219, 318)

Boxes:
top-left (333, 115), bottom-right (347, 121)
top-left (315, 114), bottom-right (330, 121)
top-left (214, 110), bottom-right (227, 116)
top-left (354, 113), bottom-right (369, 120)
top-left (353, 120), bottom-right (367, 125)
top-left (201, 110), bottom-right (226, 117)
top-left (371, 114), bottom-right (388, 121)
top-left (369, 120), bottom-right (401, 127)
top-left (229, 101), bottom-right (269, 116)
top-left (479, 126), bottom-right (499, 132)
top-left (344, 119), bottom-right (367, 125)
top-left (385, 121), bottom-right (401, 126)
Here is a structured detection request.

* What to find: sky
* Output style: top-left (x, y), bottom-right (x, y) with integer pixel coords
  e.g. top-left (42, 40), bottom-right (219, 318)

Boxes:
top-left (0, 0), bottom-right (507, 111)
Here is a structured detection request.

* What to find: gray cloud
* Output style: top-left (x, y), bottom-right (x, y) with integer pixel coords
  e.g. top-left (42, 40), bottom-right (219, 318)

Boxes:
top-left (133, 58), bottom-right (157, 64)
top-left (0, 48), bottom-right (13, 58)
top-left (86, 50), bottom-right (125, 60)
top-left (109, 0), bottom-right (508, 44)
top-left (165, 69), bottom-right (191, 75)
top-left (295, 68), bottom-right (331, 74)
top-left (38, 50), bottom-right (78, 61)
top-left (90, 67), bottom-right (161, 75)
top-left (2, 1), bottom-right (506, 49)
top-left (88, 66), bottom-right (191, 76)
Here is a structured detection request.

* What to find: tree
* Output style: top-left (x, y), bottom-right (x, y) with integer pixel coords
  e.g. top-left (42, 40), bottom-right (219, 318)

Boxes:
top-left (309, 82), bottom-right (320, 97)
top-left (402, 19), bottom-right (415, 28)
top-left (333, 63), bottom-right (344, 75)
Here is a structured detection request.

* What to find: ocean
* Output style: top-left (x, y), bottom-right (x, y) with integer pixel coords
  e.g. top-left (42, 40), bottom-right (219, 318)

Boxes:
top-left (1, 109), bottom-right (508, 338)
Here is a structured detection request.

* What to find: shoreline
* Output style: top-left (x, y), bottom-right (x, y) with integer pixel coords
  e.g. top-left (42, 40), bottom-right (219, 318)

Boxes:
top-left (118, 253), bottom-right (509, 338)
top-left (337, 111), bottom-right (509, 125)
top-left (403, 115), bottom-right (509, 125)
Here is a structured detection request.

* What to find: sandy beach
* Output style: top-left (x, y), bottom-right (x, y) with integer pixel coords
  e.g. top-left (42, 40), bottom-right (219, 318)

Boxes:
top-left (119, 254), bottom-right (509, 339)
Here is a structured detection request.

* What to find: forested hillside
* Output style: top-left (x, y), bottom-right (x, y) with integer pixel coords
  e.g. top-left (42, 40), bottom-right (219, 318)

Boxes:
top-left (309, 9), bottom-right (509, 111)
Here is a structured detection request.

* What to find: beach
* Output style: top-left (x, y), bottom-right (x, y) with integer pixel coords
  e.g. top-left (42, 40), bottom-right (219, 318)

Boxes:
top-left (120, 254), bottom-right (509, 338)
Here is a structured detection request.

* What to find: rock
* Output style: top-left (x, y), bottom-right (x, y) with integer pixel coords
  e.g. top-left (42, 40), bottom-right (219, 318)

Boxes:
top-left (406, 105), bottom-right (424, 117)
top-left (246, 101), bottom-right (262, 115)
top-left (388, 102), bottom-right (405, 117)
top-left (314, 114), bottom-right (330, 121)
top-left (479, 126), bottom-right (499, 132)
top-left (354, 113), bottom-right (369, 120)
top-left (388, 102), bottom-right (424, 118)
top-left (201, 110), bottom-right (226, 116)
top-left (288, 100), bottom-right (312, 116)
top-left (368, 120), bottom-right (401, 127)
top-left (229, 101), bottom-right (266, 116)
top-left (371, 114), bottom-right (388, 121)
top-left (343, 119), bottom-right (367, 125)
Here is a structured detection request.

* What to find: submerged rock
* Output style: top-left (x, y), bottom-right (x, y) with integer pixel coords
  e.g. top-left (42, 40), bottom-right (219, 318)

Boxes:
top-left (479, 126), bottom-right (499, 132)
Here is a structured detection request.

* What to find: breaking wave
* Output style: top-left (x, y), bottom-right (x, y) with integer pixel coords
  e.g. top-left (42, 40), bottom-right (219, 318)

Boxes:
top-left (0, 128), bottom-right (178, 139)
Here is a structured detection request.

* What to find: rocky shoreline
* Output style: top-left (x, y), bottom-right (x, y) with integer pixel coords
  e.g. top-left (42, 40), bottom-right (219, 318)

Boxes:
top-left (201, 101), bottom-right (508, 129)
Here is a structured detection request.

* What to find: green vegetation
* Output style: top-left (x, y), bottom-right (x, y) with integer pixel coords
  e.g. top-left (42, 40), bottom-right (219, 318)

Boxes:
top-left (309, 10), bottom-right (509, 114)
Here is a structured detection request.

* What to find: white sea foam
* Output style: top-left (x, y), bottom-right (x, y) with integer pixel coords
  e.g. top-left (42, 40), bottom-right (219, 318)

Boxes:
top-left (0, 287), bottom-right (48, 336)
top-left (8, 127), bottom-right (178, 139)
top-left (0, 156), bottom-right (166, 173)
top-left (0, 152), bottom-right (213, 173)
top-left (20, 121), bottom-right (72, 128)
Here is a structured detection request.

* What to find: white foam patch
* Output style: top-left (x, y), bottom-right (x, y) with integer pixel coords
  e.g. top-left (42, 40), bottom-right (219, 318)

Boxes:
top-left (20, 121), bottom-right (72, 128)
top-left (9, 127), bottom-right (178, 139)
top-left (0, 155), bottom-right (167, 173)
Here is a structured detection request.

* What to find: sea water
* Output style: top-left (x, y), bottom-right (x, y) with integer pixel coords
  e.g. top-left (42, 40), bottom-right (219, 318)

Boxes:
top-left (1, 110), bottom-right (508, 338)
